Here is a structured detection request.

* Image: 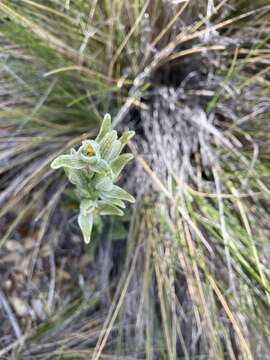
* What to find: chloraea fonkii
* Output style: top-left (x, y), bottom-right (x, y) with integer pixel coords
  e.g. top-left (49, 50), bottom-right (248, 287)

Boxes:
top-left (51, 114), bottom-right (135, 243)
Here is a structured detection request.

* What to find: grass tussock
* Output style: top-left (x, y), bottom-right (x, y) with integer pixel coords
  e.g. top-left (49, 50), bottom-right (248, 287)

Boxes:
top-left (0, 0), bottom-right (270, 359)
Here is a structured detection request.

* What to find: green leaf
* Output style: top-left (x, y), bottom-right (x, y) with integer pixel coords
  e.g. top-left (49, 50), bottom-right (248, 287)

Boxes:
top-left (75, 188), bottom-right (91, 199)
top-left (80, 199), bottom-right (97, 214)
top-left (110, 153), bottom-right (133, 178)
top-left (98, 201), bottom-right (124, 216)
top-left (99, 130), bottom-right (117, 160)
top-left (78, 211), bottom-right (93, 244)
top-left (89, 158), bottom-right (111, 174)
top-left (65, 168), bottom-right (87, 188)
top-left (99, 196), bottom-right (126, 209)
top-left (119, 131), bottom-right (135, 152)
top-left (51, 154), bottom-right (86, 169)
top-left (96, 114), bottom-right (112, 143)
top-left (107, 140), bottom-right (121, 162)
top-left (103, 185), bottom-right (135, 203)
top-left (96, 176), bottom-right (113, 192)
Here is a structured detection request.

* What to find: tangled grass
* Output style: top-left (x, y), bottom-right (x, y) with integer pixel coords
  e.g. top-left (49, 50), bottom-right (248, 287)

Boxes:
top-left (0, 0), bottom-right (270, 359)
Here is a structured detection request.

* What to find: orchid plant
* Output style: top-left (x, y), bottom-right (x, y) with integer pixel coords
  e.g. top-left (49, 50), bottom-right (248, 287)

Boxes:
top-left (51, 114), bottom-right (135, 243)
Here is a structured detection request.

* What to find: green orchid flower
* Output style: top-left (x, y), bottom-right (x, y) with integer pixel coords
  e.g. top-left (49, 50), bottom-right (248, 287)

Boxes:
top-left (51, 113), bottom-right (135, 244)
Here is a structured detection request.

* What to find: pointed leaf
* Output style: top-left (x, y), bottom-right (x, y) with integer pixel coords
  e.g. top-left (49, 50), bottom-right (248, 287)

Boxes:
top-left (104, 185), bottom-right (135, 203)
top-left (99, 130), bottom-right (117, 160)
top-left (78, 211), bottom-right (93, 244)
top-left (99, 196), bottom-right (126, 209)
top-left (96, 114), bottom-right (112, 143)
top-left (107, 140), bottom-right (122, 162)
top-left (51, 155), bottom-right (86, 169)
top-left (119, 131), bottom-right (135, 152)
top-left (110, 153), bottom-right (133, 178)
top-left (98, 201), bottom-right (124, 216)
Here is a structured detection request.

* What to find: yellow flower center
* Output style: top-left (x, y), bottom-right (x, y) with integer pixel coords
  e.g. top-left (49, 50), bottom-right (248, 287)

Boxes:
top-left (85, 144), bottom-right (95, 157)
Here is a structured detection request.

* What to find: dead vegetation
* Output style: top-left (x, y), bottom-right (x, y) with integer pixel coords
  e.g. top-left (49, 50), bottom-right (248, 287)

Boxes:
top-left (0, 1), bottom-right (270, 359)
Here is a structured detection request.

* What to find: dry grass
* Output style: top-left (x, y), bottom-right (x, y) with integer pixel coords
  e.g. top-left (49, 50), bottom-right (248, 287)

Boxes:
top-left (0, 0), bottom-right (270, 359)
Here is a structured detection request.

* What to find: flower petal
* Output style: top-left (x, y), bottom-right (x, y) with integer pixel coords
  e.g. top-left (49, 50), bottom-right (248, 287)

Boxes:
top-left (78, 140), bottom-right (101, 162)
top-left (81, 140), bottom-right (100, 156)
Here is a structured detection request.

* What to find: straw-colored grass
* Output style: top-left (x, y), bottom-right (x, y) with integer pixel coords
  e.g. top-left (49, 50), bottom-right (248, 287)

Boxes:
top-left (0, 1), bottom-right (269, 359)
